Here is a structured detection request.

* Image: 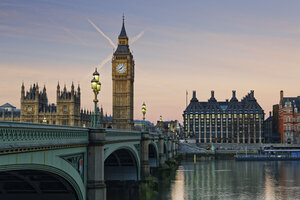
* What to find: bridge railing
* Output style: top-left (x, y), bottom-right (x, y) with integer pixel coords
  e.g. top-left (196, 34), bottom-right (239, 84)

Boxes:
top-left (105, 129), bottom-right (141, 142)
top-left (0, 121), bottom-right (89, 152)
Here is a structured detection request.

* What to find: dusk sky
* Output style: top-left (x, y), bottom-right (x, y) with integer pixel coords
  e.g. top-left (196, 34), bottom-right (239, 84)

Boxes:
top-left (1, 0), bottom-right (300, 123)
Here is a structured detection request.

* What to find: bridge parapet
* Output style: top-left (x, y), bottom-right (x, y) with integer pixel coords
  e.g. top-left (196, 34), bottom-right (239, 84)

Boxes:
top-left (105, 129), bottom-right (141, 142)
top-left (0, 121), bottom-right (89, 153)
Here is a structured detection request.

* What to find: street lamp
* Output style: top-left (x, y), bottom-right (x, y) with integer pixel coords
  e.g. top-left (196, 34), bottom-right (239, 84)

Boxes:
top-left (142, 102), bottom-right (146, 131)
top-left (91, 68), bottom-right (101, 128)
top-left (42, 116), bottom-right (47, 124)
top-left (160, 115), bottom-right (163, 133)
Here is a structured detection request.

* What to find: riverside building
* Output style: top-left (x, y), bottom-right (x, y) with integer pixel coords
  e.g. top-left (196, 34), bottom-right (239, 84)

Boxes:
top-left (278, 91), bottom-right (300, 144)
top-left (183, 90), bottom-right (264, 143)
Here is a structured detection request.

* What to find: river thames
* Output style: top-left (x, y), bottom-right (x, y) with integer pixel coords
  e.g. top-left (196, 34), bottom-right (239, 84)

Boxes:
top-left (160, 160), bottom-right (300, 200)
top-left (107, 159), bottom-right (300, 200)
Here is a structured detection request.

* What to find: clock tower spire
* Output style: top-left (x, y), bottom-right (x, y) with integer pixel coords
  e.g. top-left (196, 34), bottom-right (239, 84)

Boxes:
top-left (112, 16), bottom-right (135, 130)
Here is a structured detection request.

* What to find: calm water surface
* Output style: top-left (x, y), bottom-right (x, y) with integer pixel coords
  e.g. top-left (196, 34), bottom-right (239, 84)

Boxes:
top-left (163, 160), bottom-right (300, 200)
top-left (107, 160), bottom-right (300, 200)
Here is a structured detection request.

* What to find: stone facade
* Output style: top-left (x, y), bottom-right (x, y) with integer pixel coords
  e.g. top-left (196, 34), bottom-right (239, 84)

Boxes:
top-left (278, 91), bottom-right (300, 144)
top-left (20, 83), bottom-right (82, 126)
top-left (19, 83), bottom-right (112, 127)
top-left (183, 90), bottom-right (264, 143)
top-left (112, 18), bottom-right (134, 130)
top-left (0, 103), bottom-right (20, 122)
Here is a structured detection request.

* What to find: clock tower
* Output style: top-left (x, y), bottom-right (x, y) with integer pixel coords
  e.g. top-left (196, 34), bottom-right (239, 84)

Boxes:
top-left (112, 17), bottom-right (135, 130)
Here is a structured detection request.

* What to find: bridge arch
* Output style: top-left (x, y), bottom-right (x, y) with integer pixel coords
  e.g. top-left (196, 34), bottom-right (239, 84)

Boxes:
top-left (104, 143), bottom-right (141, 181)
top-left (0, 148), bottom-right (86, 200)
top-left (148, 142), bottom-right (159, 168)
top-left (0, 164), bottom-right (84, 200)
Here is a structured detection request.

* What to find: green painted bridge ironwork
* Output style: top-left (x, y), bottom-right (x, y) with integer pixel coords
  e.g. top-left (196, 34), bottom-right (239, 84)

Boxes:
top-left (0, 121), bottom-right (178, 200)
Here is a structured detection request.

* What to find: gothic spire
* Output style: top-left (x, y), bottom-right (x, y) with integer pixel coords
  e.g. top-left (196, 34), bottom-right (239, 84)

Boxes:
top-left (118, 15), bottom-right (128, 39)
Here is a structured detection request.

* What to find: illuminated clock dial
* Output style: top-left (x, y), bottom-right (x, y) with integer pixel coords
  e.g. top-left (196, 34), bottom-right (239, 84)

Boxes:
top-left (116, 63), bottom-right (126, 74)
top-left (27, 106), bottom-right (32, 113)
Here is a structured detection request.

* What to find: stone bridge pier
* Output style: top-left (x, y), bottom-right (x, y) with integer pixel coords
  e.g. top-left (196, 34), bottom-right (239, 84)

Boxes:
top-left (168, 136), bottom-right (173, 159)
top-left (87, 128), bottom-right (106, 200)
top-left (159, 135), bottom-right (165, 166)
top-left (141, 131), bottom-right (150, 178)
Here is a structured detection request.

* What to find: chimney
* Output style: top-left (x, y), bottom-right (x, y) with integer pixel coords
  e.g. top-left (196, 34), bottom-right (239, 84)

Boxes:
top-left (232, 90), bottom-right (236, 98)
top-left (269, 111), bottom-right (272, 117)
top-left (280, 90), bottom-right (284, 101)
top-left (250, 90), bottom-right (254, 98)
top-left (193, 90), bottom-right (196, 99)
top-left (211, 90), bottom-right (215, 98)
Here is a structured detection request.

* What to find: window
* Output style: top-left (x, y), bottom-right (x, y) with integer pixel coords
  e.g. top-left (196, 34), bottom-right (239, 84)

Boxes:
top-left (63, 105), bottom-right (68, 113)
top-left (298, 117), bottom-right (300, 122)
top-left (287, 124), bottom-right (291, 131)
top-left (286, 116), bottom-right (290, 122)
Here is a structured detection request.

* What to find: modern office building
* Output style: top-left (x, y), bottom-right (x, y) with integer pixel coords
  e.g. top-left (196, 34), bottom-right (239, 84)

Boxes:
top-left (183, 90), bottom-right (264, 143)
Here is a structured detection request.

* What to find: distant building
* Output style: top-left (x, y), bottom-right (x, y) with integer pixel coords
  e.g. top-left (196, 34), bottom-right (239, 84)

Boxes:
top-left (263, 106), bottom-right (281, 143)
top-left (0, 83), bottom-right (112, 127)
top-left (183, 90), bottom-right (264, 143)
top-left (272, 104), bottom-right (281, 143)
top-left (264, 112), bottom-right (273, 143)
top-left (134, 120), bottom-right (155, 131)
top-left (155, 120), bottom-right (182, 135)
top-left (278, 91), bottom-right (300, 144)
top-left (0, 103), bottom-right (20, 121)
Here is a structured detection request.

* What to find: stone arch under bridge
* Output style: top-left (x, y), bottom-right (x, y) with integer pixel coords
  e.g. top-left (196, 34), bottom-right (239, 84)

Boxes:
top-left (0, 149), bottom-right (86, 200)
top-left (148, 141), bottom-right (159, 168)
top-left (104, 143), bottom-right (141, 181)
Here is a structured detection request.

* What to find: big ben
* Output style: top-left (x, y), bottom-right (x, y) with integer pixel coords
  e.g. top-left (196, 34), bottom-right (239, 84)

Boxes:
top-left (112, 17), bottom-right (134, 130)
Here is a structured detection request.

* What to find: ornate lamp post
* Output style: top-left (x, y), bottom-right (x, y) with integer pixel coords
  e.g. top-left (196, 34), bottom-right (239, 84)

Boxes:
top-left (42, 116), bottom-right (47, 124)
top-left (160, 115), bottom-right (163, 133)
top-left (142, 102), bottom-right (146, 131)
top-left (91, 68), bottom-right (101, 128)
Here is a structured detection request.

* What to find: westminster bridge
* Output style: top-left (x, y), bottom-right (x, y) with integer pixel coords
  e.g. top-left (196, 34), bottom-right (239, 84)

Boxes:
top-left (0, 121), bottom-right (178, 200)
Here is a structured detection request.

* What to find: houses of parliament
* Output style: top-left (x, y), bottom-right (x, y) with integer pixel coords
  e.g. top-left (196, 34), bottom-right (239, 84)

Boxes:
top-left (0, 18), bottom-right (133, 129)
top-left (0, 82), bottom-right (111, 127)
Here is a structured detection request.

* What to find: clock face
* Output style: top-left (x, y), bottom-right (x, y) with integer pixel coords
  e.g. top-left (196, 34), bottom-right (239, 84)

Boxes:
top-left (27, 106), bottom-right (32, 112)
top-left (116, 63), bottom-right (126, 74)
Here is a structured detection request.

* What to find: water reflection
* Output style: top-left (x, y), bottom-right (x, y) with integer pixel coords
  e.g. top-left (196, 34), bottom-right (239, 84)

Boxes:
top-left (170, 160), bottom-right (300, 200)
top-left (171, 166), bottom-right (185, 200)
